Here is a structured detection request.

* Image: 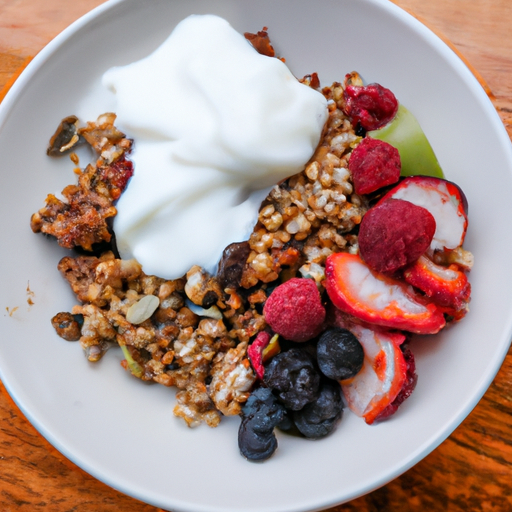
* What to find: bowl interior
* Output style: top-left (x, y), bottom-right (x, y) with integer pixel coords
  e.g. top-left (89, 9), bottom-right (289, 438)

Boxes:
top-left (1, 0), bottom-right (512, 511)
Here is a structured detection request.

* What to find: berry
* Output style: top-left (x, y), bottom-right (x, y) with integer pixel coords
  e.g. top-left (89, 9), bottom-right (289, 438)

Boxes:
top-left (336, 320), bottom-right (408, 425)
top-left (374, 344), bottom-right (418, 422)
top-left (264, 348), bottom-right (320, 410)
top-left (344, 82), bottom-right (398, 131)
top-left (263, 278), bottom-right (325, 342)
top-left (238, 387), bottom-right (286, 461)
top-left (325, 252), bottom-right (446, 335)
top-left (247, 331), bottom-right (271, 380)
top-left (348, 137), bottom-right (401, 195)
top-left (358, 199), bottom-right (436, 275)
top-left (293, 380), bottom-right (344, 438)
top-left (377, 175), bottom-right (468, 251)
top-left (317, 328), bottom-right (364, 381)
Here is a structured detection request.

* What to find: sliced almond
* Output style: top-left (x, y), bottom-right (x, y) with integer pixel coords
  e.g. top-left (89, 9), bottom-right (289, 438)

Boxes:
top-left (126, 295), bottom-right (160, 325)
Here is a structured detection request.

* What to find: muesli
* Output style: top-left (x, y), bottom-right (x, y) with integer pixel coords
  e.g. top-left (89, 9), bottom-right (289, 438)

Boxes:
top-left (31, 17), bottom-right (472, 462)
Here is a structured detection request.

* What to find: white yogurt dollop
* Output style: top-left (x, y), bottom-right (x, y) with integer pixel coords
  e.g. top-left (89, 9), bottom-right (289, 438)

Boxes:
top-left (103, 14), bottom-right (328, 280)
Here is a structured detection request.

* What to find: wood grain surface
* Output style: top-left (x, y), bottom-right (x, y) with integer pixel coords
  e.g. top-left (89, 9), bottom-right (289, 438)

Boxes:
top-left (1, 1), bottom-right (511, 511)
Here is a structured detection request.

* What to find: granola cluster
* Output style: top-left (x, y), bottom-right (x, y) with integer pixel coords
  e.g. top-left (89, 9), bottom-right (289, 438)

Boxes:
top-left (53, 251), bottom-right (257, 427)
top-left (34, 82), bottom-right (367, 428)
top-left (30, 113), bottom-right (133, 251)
top-left (241, 82), bottom-right (367, 288)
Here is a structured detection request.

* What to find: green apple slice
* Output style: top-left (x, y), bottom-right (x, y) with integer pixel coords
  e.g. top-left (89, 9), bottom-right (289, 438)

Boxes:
top-left (368, 104), bottom-right (444, 178)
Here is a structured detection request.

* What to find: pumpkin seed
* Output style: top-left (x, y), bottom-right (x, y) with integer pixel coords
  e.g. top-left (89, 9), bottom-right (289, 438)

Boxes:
top-left (126, 295), bottom-right (160, 325)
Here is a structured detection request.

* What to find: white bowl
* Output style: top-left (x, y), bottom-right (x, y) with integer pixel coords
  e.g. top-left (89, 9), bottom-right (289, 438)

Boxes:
top-left (1, 1), bottom-right (511, 511)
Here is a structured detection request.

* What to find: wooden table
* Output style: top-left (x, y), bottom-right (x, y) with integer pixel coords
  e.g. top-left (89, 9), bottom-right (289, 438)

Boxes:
top-left (1, 1), bottom-right (511, 510)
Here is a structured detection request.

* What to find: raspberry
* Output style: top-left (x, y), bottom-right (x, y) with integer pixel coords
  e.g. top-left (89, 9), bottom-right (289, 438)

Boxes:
top-left (348, 137), bottom-right (401, 195)
top-left (263, 278), bottom-right (325, 342)
top-left (358, 199), bottom-right (436, 275)
top-left (344, 82), bottom-right (398, 131)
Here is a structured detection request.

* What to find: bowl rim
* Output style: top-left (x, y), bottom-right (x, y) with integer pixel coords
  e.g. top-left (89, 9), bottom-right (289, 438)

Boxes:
top-left (1, 1), bottom-right (512, 511)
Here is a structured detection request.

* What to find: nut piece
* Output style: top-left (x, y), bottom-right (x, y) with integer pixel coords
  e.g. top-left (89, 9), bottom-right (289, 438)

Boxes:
top-left (126, 295), bottom-right (160, 325)
top-left (51, 312), bottom-right (83, 341)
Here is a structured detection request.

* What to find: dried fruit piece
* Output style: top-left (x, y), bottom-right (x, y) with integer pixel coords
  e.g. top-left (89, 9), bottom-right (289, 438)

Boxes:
top-left (248, 331), bottom-right (271, 380)
top-left (343, 78), bottom-right (398, 131)
top-left (404, 255), bottom-right (471, 315)
top-left (316, 327), bottom-right (364, 380)
top-left (358, 199), bottom-right (436, 275)
top-left (238, 387), bottom-right (286, 462)
top-left (51, 312), bottom-right (83, 341)
top-left (263, 278), bottom-right (326, 342)
top-left (263, 348), bottom-right (321, 410)
top-left (324, 252), bottom-right (446, 334)
top-left (373, 343), bottom-right (418, 422)
top-left (47, 115), bottom-right (81, 156)
top-left (334, 319), bottom-right (407, 425)
top-left (293, 380), bottom-right (344, 438)
top-left (262, 334), bottom-right (281, 361)
top-left (244, 27), bottom-right (275, 57)
top-left (343, 72), bottom-right (444, 178)
top-left (120, 345), bottom-right (144, 379)
top-left (217, 241), bottom-right (251, 289)
top-left (378, 176), bottom-right (468, 251)
top-left (348, 137), bottom-right (401, 195)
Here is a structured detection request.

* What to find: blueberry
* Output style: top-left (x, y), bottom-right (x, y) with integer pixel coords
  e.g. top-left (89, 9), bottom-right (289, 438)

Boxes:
top-left (263, 348), bottom-right (321, 411)
top-left (238, 387), bottom-right (286, 462)
top-left (293, 380), bottom-right (343, 439)
top-left (316, 328), bottom-right (364, 380)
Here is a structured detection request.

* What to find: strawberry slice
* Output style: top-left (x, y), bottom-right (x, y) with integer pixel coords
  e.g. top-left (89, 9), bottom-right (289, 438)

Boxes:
top-left (248, 331), bottom-right (271, 380)
top-left (404, 255), bottom-right (471, 318)
top-left (247, 332), bottom-right (280, 380)
top-left (372, 343), bottom-right (417, 423)
top-left (333, 317), bottom-right (407, 425)
top-left (324, 252), bottom-right (446, 334)
top-left (378, 176), bottom-right (468, 251)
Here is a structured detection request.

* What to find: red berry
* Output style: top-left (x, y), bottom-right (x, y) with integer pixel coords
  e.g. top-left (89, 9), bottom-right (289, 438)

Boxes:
top-left (247, 331), bottom-right (271, 380)
top-left (263, 278), bottom-right (325, 343)
top-left (344, 82), bottom-right (398, 131)
top-left (349, 138), bottom-right (401, 195)
top-left (358, 199), bottom-right (436, 275)
top-left (374, 344), bottom-right (418, 422)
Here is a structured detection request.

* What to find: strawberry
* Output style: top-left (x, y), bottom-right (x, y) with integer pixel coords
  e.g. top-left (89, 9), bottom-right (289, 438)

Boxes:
top-left (377, 176), bottom-right (468, 252)
top-left (247, 331), bottom-right (271, 380)
top-left (333, 316), bottom-right (408, 425)
top-left (373, 343), bottom-right (417, 423)
top-left (404, 255), bottom-right (471, 318)
top-left (324, 252), bottom-right (446, 335)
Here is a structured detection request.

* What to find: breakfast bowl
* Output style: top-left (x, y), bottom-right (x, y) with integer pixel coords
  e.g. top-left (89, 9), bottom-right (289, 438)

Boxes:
top-left (1, 0), bottom-right (511, 511)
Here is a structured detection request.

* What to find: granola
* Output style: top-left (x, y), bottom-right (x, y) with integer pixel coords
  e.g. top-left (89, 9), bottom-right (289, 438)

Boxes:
top-left (34, 81), bottom-right (363, 427)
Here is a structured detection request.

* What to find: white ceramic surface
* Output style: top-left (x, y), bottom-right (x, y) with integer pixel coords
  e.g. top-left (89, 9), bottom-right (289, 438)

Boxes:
top-left (1, 1), bottom-right (512, 511)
